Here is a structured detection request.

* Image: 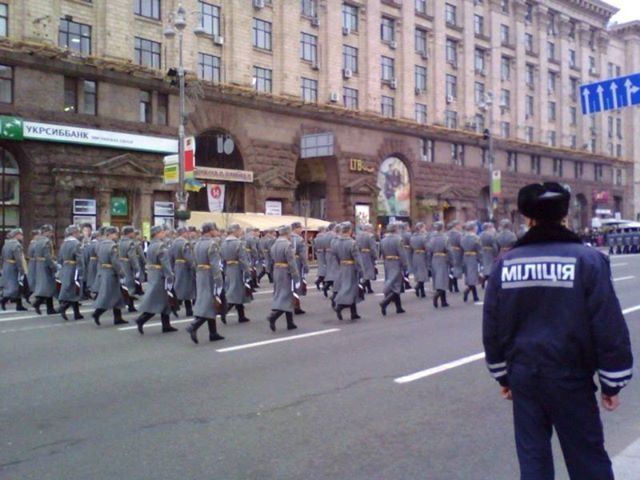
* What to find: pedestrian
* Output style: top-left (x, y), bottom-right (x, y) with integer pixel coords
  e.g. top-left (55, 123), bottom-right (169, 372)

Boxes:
top-left (0, 228), bottom-right (28, 311)
top-left (32, 224), bottom-right (58, 315)
top-left (483, 182), bottom-right (633, 480)
top-left (479, 221), bottom-right (498, 288)
top-left (429, 221), bottom-right (451, 308)
top-left (118, 226), bottom-right (140, 313)
top-left (186, 222), bottom-right (225, 344)
top-left (169, 226), bottom-right (196, 318)
top-left (333, 222), bottom-right (364, 321)
top-left (220, 223), bottom-right (252, 323)
top-left (460, 221), bottom-right (481, 303)
top-left (410, 222), bottom-right (429, 298)
top-left (267, 225), bottom-right (300, 332)
top-left (92, 226), bottom-right (128, 326)
top-left (447, 221), bottom-right (463, 293)
top-left (291, 221), bottom-right (308, 315)
top-left (378, 222), bottom-right (408, 316)
top-left (57, 225), bottom-right (85, 321)
top-left (135, 226), bottom-right (178, 334)
top-left (356, 224), bottom-right (377, 294)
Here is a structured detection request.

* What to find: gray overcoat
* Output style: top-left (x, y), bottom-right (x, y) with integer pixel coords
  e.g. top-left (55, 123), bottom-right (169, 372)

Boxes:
top-left (26, 236), bottom-right (39, 292)
top-left (169, 237), bottom-right (196, 301)
top-left (193, 237), bottom-right (223, 320)
top-left (118, 238), bottom-right (140, 293)
top-left (138, 239), bottom-right (173, 315)
top-left (270, 237), bottom-right (299, 312)
top-left (58, 237), bottom-right (84, 302)
top-left (429, 233), bottom-right (451, 291)
top-left (410, 233), bottom-right (429, 282)
top-left (93, 240), bottom-right (125, 310)
top-left (324, 232), bottom-right (339, 283)
top-left (1, 239), bottom-right (26, 299)
top-left (314, 232), bottom-right (327, 278)
top-left (334, 236), bottom-right (364, 305)
top-left (479, 231), bottom-right (499, 276)
top-left (33, 237), bottom-right (57, 297)
top-left (496, 230), bottom-right (517, 254)
top-left (259, 234), bottom-right (275, 275)
top-left (84, 240), bottom-right (99, 293)
top-left (221, 236), bottom-right (251, 305)
top-left (381, 233), bottom-right (408, 295)
top-left (447, 230), bottom-right (463, 279)
top-left (460, 233), bottom-right (481, 286)
top-left (356, 232), bottom-right (377, 281)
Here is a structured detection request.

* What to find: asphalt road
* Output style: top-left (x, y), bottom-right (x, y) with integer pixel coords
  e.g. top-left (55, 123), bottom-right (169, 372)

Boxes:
top-left (1, 254), bottom-right (639, 480)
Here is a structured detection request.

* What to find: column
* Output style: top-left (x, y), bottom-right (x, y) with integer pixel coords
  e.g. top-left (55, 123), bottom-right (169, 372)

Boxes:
top-left (98, 187), bottom-right (112, 226)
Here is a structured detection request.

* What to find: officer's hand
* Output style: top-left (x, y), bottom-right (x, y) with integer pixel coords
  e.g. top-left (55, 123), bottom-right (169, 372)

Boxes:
top-left (501, 387), bottom-right (512, 401)
top-left (601, 394), bottom-right (620, 411)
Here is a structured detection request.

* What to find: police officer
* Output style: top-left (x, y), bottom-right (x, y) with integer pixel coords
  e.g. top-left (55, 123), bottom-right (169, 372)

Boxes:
top-left (496, 219), bottom-right (517, 254)
top-left (429, 221), bottom-right (451, 308)
top-left (356, 224), bottom-right (377, 294)
top-left (267, 225), bottom-right (300, 332)
top-left (483, 182), bottom-right (633, 480)
top-left (186, 222), bottom-right (225, 344)
top-left (479, 221), bottom-right (498, 288)
top-left (313, 226), bottom-right (327, 291)
top-left (57, 225), bottom-right (85, 321)
top-left (291, 222), bottom-right (308, 314)
top-left (220, 223), bottom-right (252, 323)
top-left (118, 226), bottom-right (140, 313)
top-left (379, 222), bottom-right (408, 316)
top-left (632, 229), bottom-right (640, 254)
top-left (447, 221), bottom-right (463, 293)
top-left (333, 222), bottom-right (364, 321)
top-left (1, 228), bottom-right (28, 311)
top-left (410, 222), bottom-right (429, 298)
top-left (92, 226), bottom-right (128, 326)
top-left (32, 224), bottom-right (58, 315)
top-left (170, 226), bottom-right (196, 318)
top-left (135, 226), bottom-right (178, 334)
top-left (460, 221), bottom-right (481, 303)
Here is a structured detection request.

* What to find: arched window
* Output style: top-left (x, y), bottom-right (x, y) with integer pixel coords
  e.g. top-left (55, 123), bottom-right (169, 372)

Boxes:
top-left (0, 148), bottom-right (20, 235)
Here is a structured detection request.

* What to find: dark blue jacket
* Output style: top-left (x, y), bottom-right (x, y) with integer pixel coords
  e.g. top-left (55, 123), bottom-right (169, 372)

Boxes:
top-left (482, 225), bottom-right (633, 396)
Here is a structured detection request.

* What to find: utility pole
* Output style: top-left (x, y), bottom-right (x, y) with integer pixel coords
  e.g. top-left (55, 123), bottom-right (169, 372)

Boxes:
top-left (482, 92), bottom-right (495, 221)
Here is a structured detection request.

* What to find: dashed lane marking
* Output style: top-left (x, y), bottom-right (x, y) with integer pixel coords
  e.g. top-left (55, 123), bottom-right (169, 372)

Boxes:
top-left (0, 308), bottom-right (93, 323)
top-left (216, 328), bottom-right (341, 353)
top-left (394, 352), bottom-right (486, 384)
top-left (614, 276), bottom-right (635, 282)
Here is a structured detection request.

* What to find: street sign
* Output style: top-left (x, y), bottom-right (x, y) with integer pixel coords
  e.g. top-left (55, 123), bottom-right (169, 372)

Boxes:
top-left (580, 73), bottom-right (640, 115)
top-left (491, 170), bottom-right (502, 198)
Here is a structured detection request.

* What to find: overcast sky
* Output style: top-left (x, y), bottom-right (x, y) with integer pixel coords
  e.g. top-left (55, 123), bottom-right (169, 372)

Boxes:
top-left (608, 1), bottom-right (640, 24)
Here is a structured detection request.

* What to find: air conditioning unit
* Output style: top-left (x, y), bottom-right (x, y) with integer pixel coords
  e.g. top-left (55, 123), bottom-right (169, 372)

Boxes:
top-left (343, 68), bottom-right (353, 79)
top-left (589, 67), bottom-right (597, 75)
top-left (390, 78), bottom-right (397, 89)
top-left (415, 87), bottom-right (423, 95)
top-left (342, 27), bottom-right (351, 36)
top-left (214, 35), bottom-right (224, 46)
top-left (389, 40), bottom-right (397, 49)
top-left (329, 92), bottom-right (339, 103)
top-left (311, 17), bottom-right (319, 27)
top-left (253, 0), bottom-right (265, 8)
top-left (312, 61), bottom-right (320, 71)
top-left (446, 94), bottom-right (454, 104)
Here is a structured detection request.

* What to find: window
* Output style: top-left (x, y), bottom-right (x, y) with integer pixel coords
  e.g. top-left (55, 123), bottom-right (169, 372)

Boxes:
top-left (607, 116), bottom-right (613, 137)
top-left (547, 71), bottom-right (556, 94)
top-left (0, 4), bottom-right (6, 37)
top-left (381, 96), bottom-right (395, 117)
top-left (445, 4), bottom-right (457, 26)
top-left (381, 56), bottom-right (395, 81)
top-left (525, 64), bottom-right (535, 87)
top-left (574, 161), bottom-right (583, 179)
top-left (445, 110), bottom-right (457, 128)
top-left (500, 25), bottom-right (510, 45)
top-left (474, 82), bottom-right (485, 105)
top-left (343, 87), bottom-right (358, 109)
top-left (524, 33), bottom-right (533, 53)
top-left (415, 28), bottom-right (427, 54)
top-left (0, 64), bottom-right (12, 103)
top-left (474, 49), bottom-right (485, 73)
top-left (446, 39), bottom-right (458, 66)
top-left (616, 65), bottom-right (621, 76)
top-left (507, 152), bottom-right (518, 172)
top-left (415, 66), bottom-right (427, 91)
top-left (343, 45), bottom-right (358, 73)
top-left (139, 90), bottom-right (152, 123)
top-left (0, 148), bottom-right (20, 237)
top-left (501, 56), bottom-right (511, 81)
top-left (569, 49), bottom-right (576, 68)
top-left (616, 118), bottom-right (622, 139)
top-left (616, 168), bottom-right (623, 186)
top-left (134, 0), bottom-right (160, 20)
top-left (301, 33), bottom-right (317, 63)
top-left (451, 144), bottom-right (464, 166)
top-left (342, 3), bottom-right (358, 32)
top-left (301, 133), bottom-right (334, 158)
top-left (420, 138), bottom-right (434, 162)
top-left (607, 62), bottom-right (614, 78)
top-left (83, 80), bottom-right (96, 115)
top-left (415, 0), bottom-right (427, 14)
top-left (553, 158), bottom-right (563, 177)
top-left (301, 0), bottom-right (316, 18)
top-left (570, 77), bottom-right (578, 100)
top-left (608, 142), bottom-right (614, 156)
top-left (525, 2), bottom-right (533, 23)
top-left (446, 74), bottom-right (457, 99)
top-left (569, 106), bottom-right (577, 126)
top-left (548, 11), bottom-right (557, 36)
top-left (570, 135), bottom-right (577, 149)
top-left (500, 89), bottom-right (510, 110)
top-left (381, 16), bottom-right (395, 43)
top-left (59, 19), bottom-right (92, 55)
top-left (474, 15), bottom-right (484, 36)
top-left (548, 101), bottom-right (556, 121)
top-left (500, 121), bottom-right (510, 138)
top-left (500, 0), bottom-right (509, 13)
top-left (134, 37), bottom-right (161, 69)
top-left (568, 20), bottom-right (576, 40)
top-left (474, 114), bottom-right (485, 132)
top-left (199, 1), bottom-right (220, 37)
top-left (301, 78), bottom-right (318, 103)
top-left (198, 53), bottom-right (221, 83)
top-left (594, 164), bottom-right (603, 182)
top-left (530, 155), bottom-right (541, 174)
top-left (525, 95), bottom-right (534, 118)
top-left (616, 144), bottom-right (622, 157)
top-left (64, 77), bottom-right (77, 113)
top-left (253, 18), bottom-right (272, 50)
top-left (415, 104), bottom-right (427, 124)
top-left (589, 56), bottom-right (596, 72)
top-left (547, 41), bottom-right (555, 61)
top-left (253, 66), bottom-right (272, 93)
top-left (548, 131), bottom-right (556, 147)
top-left (525, 127), bottom-right (534, 143)
top-left (155, 93), bottom-right (167, 125)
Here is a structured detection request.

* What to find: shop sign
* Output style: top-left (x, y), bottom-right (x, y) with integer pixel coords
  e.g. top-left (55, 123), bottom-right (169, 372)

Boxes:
top-left (491, 170), bottom-right (502, 198)
top-left (73, 215), bottom-right (96, 230)
top-left (110, 197), bottom-right (128, 217)
top-left (595, 208), bottom-right (612, 215)
top-left (154, 202), bottom-right (175, 217)
top-left (593, 190), bottom-right (610, 204)
top-left (184, 136), bottom-right (195, 179)
top-left (265, 200), bottom-right (282, 216)
top-left (163, 155), bottom-right (179, 185)
top-left (73, 198), bottom-right (97, 215)
top-left (195, 166), bottom-right (254, 183)
top-left (0, 116), bottom-right (24, 141)
top-left (349, 158), bottom-right (374, 173)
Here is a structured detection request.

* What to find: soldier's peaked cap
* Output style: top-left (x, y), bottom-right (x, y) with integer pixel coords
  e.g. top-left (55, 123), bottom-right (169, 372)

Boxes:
top-left (122, 226), bottom-right (135, 235)
top-left (278, 225), bottom-right (291, 235)
top-left (464, 221), bottom-right (477, 230)
top-left (40, 224), bottom-right (54, 232)
top-left (8, 227), bottom-right (23, 238)
top-left (518, 182), bottom-right (570, 222)
top-left (291, 221), bottom-right (302, 229)
top-left (201, 222), bottom-right (217, 233)
top-left (104, 226), bottom-right (119, 235)
top-left (150, 225), bottom-right (164, 237)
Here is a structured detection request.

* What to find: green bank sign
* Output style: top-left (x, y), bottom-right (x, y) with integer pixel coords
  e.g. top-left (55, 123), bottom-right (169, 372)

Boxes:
top-left (0, 115), bottom-right (178, 154)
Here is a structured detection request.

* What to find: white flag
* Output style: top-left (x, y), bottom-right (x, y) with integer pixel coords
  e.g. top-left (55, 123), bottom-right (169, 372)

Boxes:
top-left (207, 184), bottom-right (225, 212)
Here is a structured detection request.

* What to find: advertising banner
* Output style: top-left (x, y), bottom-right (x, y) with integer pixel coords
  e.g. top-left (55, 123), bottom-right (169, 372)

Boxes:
top-left (377, 157), bottom-right (410, 217)
top-left (207, 184), bottom-right (226, 213)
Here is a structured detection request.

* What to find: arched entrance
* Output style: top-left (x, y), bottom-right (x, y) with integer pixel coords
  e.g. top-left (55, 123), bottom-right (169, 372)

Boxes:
top-left (190, 129), bottom-right (245, 213)
top-left (294, 158), bottom-right (327, 219)
top-left (0, 146), bottom-right (20, 241)
top-left (376, 156), bottom-right (411, 225)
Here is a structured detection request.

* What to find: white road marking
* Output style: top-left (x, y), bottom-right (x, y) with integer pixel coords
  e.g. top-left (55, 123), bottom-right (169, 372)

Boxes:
top-left (622, 305), bottom-right (640, 316)
top-left (613, 436), bottom-right (640, 479)
top-left (614, 276), bottom-right (635, 282)
top-left (394, 352), bottom-right (486, 384)
top-left (611, 263), bottom-right (628, 267)
top-left (216, 328), bottom-right (341, 353)
top-left (474, 302), bottom-right (484, 306)
top-left (0, 321), bottom-right (88, 334)
top-left (0, 308), bottom-right (93, 323)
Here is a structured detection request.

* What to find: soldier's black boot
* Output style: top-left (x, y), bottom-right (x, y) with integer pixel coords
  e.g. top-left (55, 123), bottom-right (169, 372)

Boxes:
top-left (161, 313), bottom-right (178, 333)
top-left (294, 305), bottom-right (306, 315)
top-left (471, 286), bottom-right (480, 303)
top-left (268, 273), bottom-right (273, 284)
top-left (207, 318), bottom-right (224, 342)
top-left (322, 282), bottom-right (331, 298)
top-left (330, 291), bottom-right (337, 310)
top-left (315, 276), bottom-right (323, 290)
top-left (72, 302), bottom-right (84, 320)
top-left (336, 305), bottom-right (345, 321)
top-left (237, 305), bottom-right (250, 323)
top-left (127, 298), bottom-right (137, 313)
top-left (113, 308), bottom-right (128, 325)
top-left (441, 291), bottom-right (450, 308)
top-left (350, 304), bottom-right (361, 321)
top-left (185, 300), bottom-right (194, 318)
top-left (453, 278), bottom-right (460, 293)
top-left (394, 294), bottom-right (406, 314)
top-left (0, 297), bottom-right (7, 310)
top-left (379, 293), bottom-right (394, 316)
top-left (463, 287), bottom-right (470, 303)
top-left (433, 291), bottom-right (440, 309)
top-left (186, 317), bottom-right (206, 344)
top-left (285, 312), bottom-right (297, 330)
top-left (135, 312), bottom-right (153, 334)
top-left (46, 297), bottom-right (58, 315)
top-left (59, 301), bottom-right (70, 321)
top-left (33, 296), bottom-right (43, 315)
top-left (15, 298), bottom-right (27, 312)
top-left (267, 310), bottom-right (280, 332)
top-left (415, 284), bottom-right (421, 298)
top-left (93, 308), bottom-right (106, 326)
top-left (366, 280), bottom-right (374, 294)
top-left (421, 283), bottom-right (427, 298)
top-left (448, 278), bottom-right (454, 293)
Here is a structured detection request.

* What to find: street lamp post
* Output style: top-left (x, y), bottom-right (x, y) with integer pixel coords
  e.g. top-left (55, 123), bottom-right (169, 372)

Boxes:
top-left (481, 92), bottom-right (496, 221)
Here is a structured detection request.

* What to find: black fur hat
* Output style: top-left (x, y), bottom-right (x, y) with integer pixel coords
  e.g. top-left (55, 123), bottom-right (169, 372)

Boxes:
top-left (517, 182), bottom-right (570, 222)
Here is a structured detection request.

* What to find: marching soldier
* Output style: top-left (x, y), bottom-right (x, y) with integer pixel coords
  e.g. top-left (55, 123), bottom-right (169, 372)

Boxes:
top-left (83, 231), bottom-right (99, 299)
top-left (170, 227), bottom-right (196, 318)
top-left (480, 222), bottom-right (498, 288)
top-left (460, 221), bottom-right (481, 303)
top-left (291, 221), bottom-right (308, 315)
top-left (267, 225), bottom-right (300, 332)
top-left (333, 222), bottom-right (364, 321)
top-left (400, 222), bottom-right (413, 282)
top-left (58, 225), bottom-right (85, 321)
top-left (186, 222), bottom-right (225, 344)
top-left (25, 229), bottom-right (41, 302)
top-left (356, 224), bottom-right (377, 294)
top-left (429, 221), bottom-right (451, 308)
top-left (410, 222), bottom-right (429, 298)
top-left (32, 224), bottom-right (58, 315)
top-left (1, 228), bottom-right (28, 311)
top-left (496, 219), bottom-right (518, 254)
top-left (92, 226), bottom-right (128, 326)
top-left (118, 226), bottom-right (140, 313)
top-left (135, 226), bottom-right (178, 334)
top-left (243, 227), bottom-right (260, 289)
top-left (258, 228), bottom-right (275, 284)
top-left (447, 221), bottom-right (463, 293)
top-left (379, 222), bottom-right (408, 316)
top-left (314, 226), bottom-right (327, 290)
top-left (322, 223), bottom-right (339, 298)
top-left (220, 223), bottom-right (252, 323)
